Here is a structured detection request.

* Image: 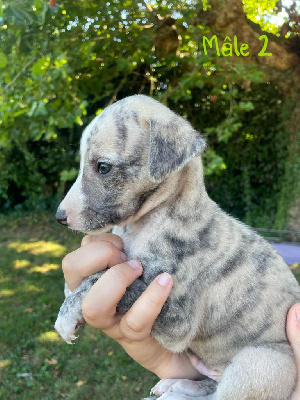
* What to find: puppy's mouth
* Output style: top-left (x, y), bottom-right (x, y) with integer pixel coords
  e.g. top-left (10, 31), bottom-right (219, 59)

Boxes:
top-left (57, 200), bottom-right (141, 233)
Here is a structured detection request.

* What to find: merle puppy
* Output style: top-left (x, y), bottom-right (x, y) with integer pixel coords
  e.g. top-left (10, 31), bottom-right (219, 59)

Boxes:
top-left (55, 95), bottom-right (300, 400)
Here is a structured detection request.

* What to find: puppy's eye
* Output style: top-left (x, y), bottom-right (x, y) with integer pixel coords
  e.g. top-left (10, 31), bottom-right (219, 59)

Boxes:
top-left (97, 162), bottom-right (112, 175)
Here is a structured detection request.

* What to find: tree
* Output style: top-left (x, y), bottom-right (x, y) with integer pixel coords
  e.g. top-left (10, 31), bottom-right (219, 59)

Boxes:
top-left (0, 0), bottom-right (299, 231)
top-left (151, 0), bottom-right (300, 230)
top-left (195, 0), bottom-right (300, 231)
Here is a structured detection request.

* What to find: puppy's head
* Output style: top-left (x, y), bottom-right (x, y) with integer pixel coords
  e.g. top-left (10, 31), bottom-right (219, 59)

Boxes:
top-left (56, 95), bottom-right (206, 233)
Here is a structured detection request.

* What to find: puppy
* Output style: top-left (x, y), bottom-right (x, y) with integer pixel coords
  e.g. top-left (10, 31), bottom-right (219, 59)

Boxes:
top-left (55, 95), bottom-right (300, 400)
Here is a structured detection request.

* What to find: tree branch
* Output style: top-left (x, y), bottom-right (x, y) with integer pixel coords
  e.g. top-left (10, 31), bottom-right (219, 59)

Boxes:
top-left (3, 57), bottom-right (36, 92)
top-left (107, 75), bottom-right (128, 106)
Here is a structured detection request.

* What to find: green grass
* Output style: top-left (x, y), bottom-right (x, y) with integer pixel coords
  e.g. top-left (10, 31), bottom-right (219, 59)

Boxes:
top-left (0, 213), bottom-right (157, 400)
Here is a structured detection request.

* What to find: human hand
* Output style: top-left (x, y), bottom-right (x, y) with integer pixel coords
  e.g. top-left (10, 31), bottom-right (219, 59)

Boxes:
top-left (286, 303), bottom-right (300, 399)
top-left (62, 233), bottom-right (202, 380)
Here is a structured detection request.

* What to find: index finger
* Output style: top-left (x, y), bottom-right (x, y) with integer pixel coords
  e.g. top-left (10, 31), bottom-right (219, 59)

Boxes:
top-left (81, 233), bottom-right (124, 249)
top-left (62, 240), bottom-right (127, 291)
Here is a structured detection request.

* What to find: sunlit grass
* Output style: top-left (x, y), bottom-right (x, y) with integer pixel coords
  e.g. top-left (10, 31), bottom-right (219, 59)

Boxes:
top-left (24, 284), bottom-right (44, 293)
top-left (0, 360), bottom-right (11, 368)
top-left (29, 263), bottom-right (59, 274)
top-left (13, 259), bottom-right (31, 269)
top-left (8, 240), bottom-right (67, 257)
top-left (39, 331), bottom-right (60, 343)
top-left (0, 289), bottom-right (15, 297)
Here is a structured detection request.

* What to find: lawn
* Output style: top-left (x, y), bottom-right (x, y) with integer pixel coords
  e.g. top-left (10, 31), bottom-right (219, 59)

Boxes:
top-left (0, 213), bottom-right (157, 400)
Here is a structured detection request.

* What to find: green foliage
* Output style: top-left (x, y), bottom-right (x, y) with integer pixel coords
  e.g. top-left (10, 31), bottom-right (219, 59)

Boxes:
top-left (275, 98), bottom-right (300, 229)
top-left (0, 50), bottom-right (7, 68)
top-left (166, 81), bottom-right (289, 228)
top-left (0, 0), bottom-right (297, 228)
top-left (243, 0), bottom-right (279, 34)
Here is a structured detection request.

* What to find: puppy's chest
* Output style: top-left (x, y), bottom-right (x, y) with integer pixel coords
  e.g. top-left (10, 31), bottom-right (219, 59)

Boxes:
top-left (113, 224), bottom-right (177, 283)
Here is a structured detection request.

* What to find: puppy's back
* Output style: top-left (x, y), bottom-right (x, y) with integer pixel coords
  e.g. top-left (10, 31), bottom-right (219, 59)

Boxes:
top-left (186, 208), bottom-right (300, 367)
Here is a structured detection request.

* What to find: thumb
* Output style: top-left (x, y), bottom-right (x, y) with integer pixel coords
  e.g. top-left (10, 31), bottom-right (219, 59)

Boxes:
top-left (286, 303), bottom-right (300, 368)
top-left (286, 303), bottom-right (300, 400)
top-left (286, 303), bottom-right (300, 399)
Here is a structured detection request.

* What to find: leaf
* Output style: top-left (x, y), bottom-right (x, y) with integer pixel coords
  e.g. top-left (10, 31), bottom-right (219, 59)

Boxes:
top-left (0, 51), bottom-right (7, 68)
top-left (54, 58), bottom-right (68, 69)
top-left (238, 101), bottom-right (255, 111)
top-left (60, 168), bottom-right (78, 183)
top-left (31, 57), bottom-right (50, 75)
top-left (203, 149), bottom-right (226, 176)
top-left (27, 102), bottom-right (38, 117)
top-left (8, 5), bottom-right (34, 24)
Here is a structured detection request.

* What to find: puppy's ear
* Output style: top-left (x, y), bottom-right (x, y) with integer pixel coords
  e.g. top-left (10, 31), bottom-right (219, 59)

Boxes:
top-left (148, 116), bottom-right (206, 182)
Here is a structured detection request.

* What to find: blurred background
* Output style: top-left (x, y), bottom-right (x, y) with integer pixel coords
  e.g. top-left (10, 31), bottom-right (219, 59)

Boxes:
top-left (0, 0), bottom-right (299, 399)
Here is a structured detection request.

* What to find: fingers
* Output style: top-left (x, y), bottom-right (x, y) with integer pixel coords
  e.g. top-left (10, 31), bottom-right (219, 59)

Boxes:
top-left (62, 240), bottom-right (127, 291)
top-left (81, 260), bottom-right (143, 331)
top-left (286, 303), bottom-right (300, 398)
top-left (81, 233), bottom-right (123, 250)
top-left (287, 303), bottom-right (300, 363)
top-left (119, 273), bottom-right (173, 341)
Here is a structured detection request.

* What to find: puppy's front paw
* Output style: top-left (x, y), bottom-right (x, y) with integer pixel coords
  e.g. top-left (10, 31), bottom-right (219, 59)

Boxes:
top-left (54, 313), bottom-right (84, 344)
top-left (55, 272), bottom-right (102, 343)
top-left (54, 287), bottom-right (86, 343)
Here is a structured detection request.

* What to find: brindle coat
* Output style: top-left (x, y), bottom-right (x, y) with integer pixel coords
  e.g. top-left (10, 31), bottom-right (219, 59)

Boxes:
top-left (55, 95), bottom-right (300, 400)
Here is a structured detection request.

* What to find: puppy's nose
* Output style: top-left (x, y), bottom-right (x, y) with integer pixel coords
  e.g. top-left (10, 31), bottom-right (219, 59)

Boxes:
top-left (55, 208), bottom-right (68, 226)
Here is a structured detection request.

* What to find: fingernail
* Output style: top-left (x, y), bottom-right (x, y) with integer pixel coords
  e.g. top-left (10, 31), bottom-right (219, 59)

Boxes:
top-left (127, 259), bottom-right (141, 269)
top-left (121, 252), bottom-right (127, 262)
top-left (157, 273), bottom-right (172, 287)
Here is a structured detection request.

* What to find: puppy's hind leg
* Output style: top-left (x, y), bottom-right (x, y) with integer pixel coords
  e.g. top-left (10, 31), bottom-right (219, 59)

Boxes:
top-left (216, 344), bottom-right (296, 400)
top-left (152, 378), bottom-right (217, 398)
top-left (156, 392), bottom-right (215, 400)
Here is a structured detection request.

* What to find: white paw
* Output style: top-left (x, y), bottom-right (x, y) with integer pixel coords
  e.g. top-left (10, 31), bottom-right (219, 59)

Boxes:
top-left (156, 393), bottom-right (191, 400)
top-left (142, 397), bottom-right (159, 400)
top-left (55, 277), bottom-right (93, 343)
top-left (54, 313), bottom-right (84, 344)
top-left (151, 379), bottom-right (180, 396)
top-left (151, 379), bottom-right (217, 397)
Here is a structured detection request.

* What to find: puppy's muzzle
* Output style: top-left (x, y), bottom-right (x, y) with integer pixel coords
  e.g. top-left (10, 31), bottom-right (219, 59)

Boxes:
top-left (55, 208), bottom-right (68, 226)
